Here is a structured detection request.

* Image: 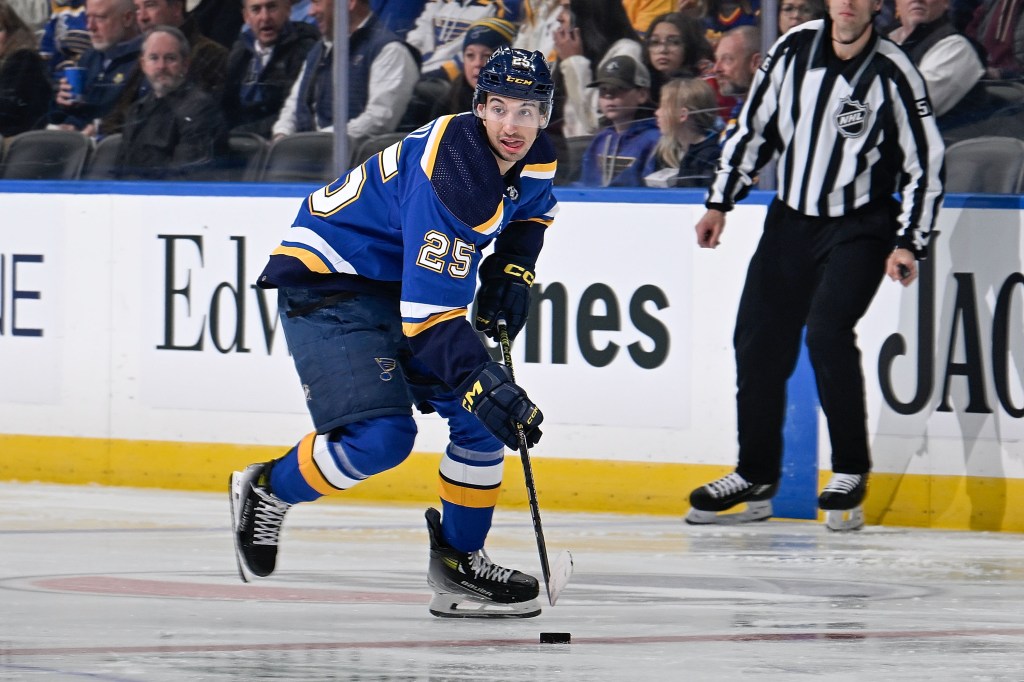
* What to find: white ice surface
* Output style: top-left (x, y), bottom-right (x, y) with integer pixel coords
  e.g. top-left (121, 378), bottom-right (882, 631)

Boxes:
top-left (2, 482), bottom-right (1024, 681)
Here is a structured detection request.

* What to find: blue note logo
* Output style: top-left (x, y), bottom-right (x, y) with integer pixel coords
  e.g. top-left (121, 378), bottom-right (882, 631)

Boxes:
top-left (375, 357), bottom-right (397, 381)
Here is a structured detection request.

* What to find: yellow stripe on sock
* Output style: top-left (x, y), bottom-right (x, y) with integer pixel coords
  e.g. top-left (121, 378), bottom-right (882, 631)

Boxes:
top-left (438, 478), bottom-right (501, 508)
top-left (296, 432), bottom-right (336, 496)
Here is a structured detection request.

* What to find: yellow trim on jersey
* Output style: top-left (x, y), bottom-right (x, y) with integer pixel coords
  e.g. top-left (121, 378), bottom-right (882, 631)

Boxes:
top-left (296, 432), bottom-right (336, 496)
top-left (271, 245), bottom-right (332, 273)
top-left (473, 200), bottom-right (504, 234)
top-left (438, 478), bottom-right (501, 508)
top-left (402, 307), bottom-right (467, 337)
top-left (423, 115), bottom-right (454, 178)
top-left (522, 161), bottom-right (557, 179)
top-left (522, 216), bottom-right (555, 228)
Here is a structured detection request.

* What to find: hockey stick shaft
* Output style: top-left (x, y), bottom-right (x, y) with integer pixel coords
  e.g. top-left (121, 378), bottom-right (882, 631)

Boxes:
top-left (496, 320), bottom-right (561, 605)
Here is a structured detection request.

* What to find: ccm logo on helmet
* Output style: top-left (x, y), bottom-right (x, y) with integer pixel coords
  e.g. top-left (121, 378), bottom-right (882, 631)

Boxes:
top-left (505, 76), bottom-right (535, 85)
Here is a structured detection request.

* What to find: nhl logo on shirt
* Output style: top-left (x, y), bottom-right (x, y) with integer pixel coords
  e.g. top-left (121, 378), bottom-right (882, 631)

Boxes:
top-left (833, 96), bottom-right (871, 138)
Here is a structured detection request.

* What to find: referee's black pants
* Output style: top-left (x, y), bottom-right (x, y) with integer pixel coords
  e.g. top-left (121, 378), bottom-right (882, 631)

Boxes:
top-left (733, 198), bottom-right (897, 485)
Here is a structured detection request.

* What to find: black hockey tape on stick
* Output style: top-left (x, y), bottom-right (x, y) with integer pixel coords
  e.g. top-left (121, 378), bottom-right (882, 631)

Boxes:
top-left (496, 319), bottom-right (574, 607)
top-left (897, 263), bottom-right (911, 280)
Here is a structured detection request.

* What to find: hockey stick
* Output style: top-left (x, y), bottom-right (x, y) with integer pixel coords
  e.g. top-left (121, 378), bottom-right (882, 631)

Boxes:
top-left (496, 319), bottom-right (574, 607)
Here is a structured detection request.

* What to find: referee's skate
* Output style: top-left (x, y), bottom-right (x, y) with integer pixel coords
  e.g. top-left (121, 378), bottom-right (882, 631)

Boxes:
top-left (424, 507), bottom-right (541, 618)
top-left (685, 472), bottom-right (778, 525)
top-left (819, 473), bottom-right (867, 531)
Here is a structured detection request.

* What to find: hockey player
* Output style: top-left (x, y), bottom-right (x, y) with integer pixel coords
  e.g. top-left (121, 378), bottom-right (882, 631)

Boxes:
top-left (230, 47), bottom-right (558, 618)
top-left (686, 0), bottom-right (944, 530)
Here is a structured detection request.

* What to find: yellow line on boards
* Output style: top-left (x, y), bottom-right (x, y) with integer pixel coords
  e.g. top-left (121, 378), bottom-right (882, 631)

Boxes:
top-left (2, 434), bottom-right (1023, 532)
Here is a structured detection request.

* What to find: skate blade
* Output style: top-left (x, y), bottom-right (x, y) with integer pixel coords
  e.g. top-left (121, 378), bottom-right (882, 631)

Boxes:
top-left (684, 500), bottom-right (773, 525)
top-left (546, 550), bottom-right (574, 607)
top-left (228, 470), bottom-right (255, 584)
top-left (825, 507), bottom-right (865, 532)
top-left (428, 594), bottom-right (541, 619)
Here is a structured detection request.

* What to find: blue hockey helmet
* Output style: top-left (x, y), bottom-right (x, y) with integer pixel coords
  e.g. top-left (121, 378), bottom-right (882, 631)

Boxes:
top-left (473, 47), bottom-right (555, 128)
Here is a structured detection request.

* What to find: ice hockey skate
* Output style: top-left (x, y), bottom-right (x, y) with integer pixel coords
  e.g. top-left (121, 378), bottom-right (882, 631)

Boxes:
top-left (229, 462), bottom-right (292, 582)
top-left (819, 473), bottom-right (867, 531)
top-left (685, 472), bottom-right (779, 525)
top-left (425, 507), bottom-right (541, 618)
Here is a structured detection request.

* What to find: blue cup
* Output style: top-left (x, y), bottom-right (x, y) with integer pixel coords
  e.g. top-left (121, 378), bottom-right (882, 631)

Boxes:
top-left (64, 66), bottom-right (86, 103)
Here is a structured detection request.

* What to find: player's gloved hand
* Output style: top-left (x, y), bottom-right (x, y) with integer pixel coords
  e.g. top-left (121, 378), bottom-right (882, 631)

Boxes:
top-left (474, 257), bottom-right (534, 341)
top-left (458, 361), bottom-right (543, 450)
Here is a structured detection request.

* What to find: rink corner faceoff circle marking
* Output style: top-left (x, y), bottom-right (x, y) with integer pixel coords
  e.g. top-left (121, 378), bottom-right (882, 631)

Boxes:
top-left (20, 573), bottom-right (430, 604)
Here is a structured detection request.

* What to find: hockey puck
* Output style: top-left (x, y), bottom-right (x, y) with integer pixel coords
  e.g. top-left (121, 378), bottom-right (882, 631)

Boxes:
top-left (540, 632), bottom-right (571, 644)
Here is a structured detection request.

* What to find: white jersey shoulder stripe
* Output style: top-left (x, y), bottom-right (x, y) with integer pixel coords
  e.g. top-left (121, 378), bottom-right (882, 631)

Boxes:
top-left (274, 226), bottom-right (357, 275)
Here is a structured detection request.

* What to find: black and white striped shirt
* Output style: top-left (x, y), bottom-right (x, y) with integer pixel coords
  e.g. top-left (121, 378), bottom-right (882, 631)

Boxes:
top-left (707, 18), bottom-right (945, 257)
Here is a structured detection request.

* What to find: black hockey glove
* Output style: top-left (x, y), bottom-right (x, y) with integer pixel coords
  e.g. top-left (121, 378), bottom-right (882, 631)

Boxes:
top-left (474, 257), bottom-right (534, 341)
top-left (458, 361), bottom-right (543, 450)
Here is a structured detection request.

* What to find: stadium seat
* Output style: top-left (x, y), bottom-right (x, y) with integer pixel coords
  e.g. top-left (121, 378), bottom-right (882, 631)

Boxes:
top-left (944, 136), bottom-right (1024, 194)
top-left (195, 133), bottom-right (269, 182)
top-left (259, 132), bottom-right (338, 183)
top-left (350, 132), bottom-right (406, 168)
top-left (81, 134), bottom-right (122, 180)
top-left (0, 129), bottom-right (93, 180)
top-left (980, 80), bottom-right (1024, 107)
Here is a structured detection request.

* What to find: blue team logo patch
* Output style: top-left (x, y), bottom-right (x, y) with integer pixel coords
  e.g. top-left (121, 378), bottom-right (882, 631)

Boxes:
top-left (375, 357), bottom-right (397, 381)
top-left (834, 96), bottom-right (871, 138)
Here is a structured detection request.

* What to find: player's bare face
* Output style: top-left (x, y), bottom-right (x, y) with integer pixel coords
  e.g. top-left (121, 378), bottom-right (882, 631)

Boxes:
top-left (477, 95), bottom-right (543, 172)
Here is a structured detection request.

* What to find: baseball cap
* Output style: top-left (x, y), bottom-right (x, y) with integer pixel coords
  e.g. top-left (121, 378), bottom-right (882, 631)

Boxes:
top-left (587, 55), bottom-right (651, 90)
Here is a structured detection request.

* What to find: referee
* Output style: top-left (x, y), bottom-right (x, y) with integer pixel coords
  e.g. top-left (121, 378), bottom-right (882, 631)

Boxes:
top-left (686, 0), bottom-right (945, 530)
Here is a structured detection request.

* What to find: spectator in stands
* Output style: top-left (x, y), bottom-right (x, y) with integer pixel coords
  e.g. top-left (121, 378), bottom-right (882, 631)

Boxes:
top-left (966, 0), bottom-right (1024, 79)
top-left (552, 0), bottom-right (643, 137)
top-left (702, 0), bottom-right (759, 45)
top-left (38, 0), bottom-right (91, 80)
top-left (642, 76), bottom-right (719, 187)
top-left (271, 0), bottom-right (417, 141)
top-left (712, 25), bottom-right (758, 139)
top-left (513, 0), bottom-right (560, 61)
top-left (888, 0), bottom-right (985, 122)
top-left (622, 0), bottom-right (674, 35)
top-left (404, 17), bottom-right (515, 127)
top-left (113, 26), bottom-right (226, 179)
top-left (134, 0), bottom-right (228, 92)
top-left (0, 1), bottom-right (51, 135)
top-left (406, 0), bottom-right (521, 72)
top-left (777, 0), bottom-right (823, 33)
top-left (643, 11), bottom-right (713, 104)
top-left (49, 0), bottom-right (142, 134)
top-left (577, 55), bottom-right (660, 186)
top-left (222, 0), bottom-right (318, 137)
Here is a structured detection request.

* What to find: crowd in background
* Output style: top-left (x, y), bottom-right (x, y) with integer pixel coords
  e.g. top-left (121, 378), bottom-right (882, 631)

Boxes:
top-left (0, 0), bottom-right (1022, 185)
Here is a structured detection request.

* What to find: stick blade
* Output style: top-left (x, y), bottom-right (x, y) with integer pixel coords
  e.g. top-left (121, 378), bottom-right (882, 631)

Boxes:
top-left (545, 550), bottom-right (574, 606)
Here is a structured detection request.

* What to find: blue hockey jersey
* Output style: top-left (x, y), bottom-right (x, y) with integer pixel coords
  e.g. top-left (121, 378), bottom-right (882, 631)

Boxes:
top-left (258, 113), bottom-right (558, 388)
